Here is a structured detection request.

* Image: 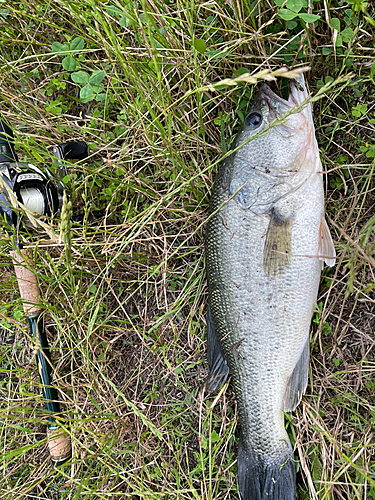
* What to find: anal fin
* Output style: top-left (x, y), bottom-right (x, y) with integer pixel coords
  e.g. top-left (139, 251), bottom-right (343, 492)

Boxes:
top-left (283, 337), bottom-right (309, 412)
top-left (319, 217), bottom-right (336, 268)
top-left (205, 305), bottom-right (229, 393)
top-left (263, 208), bottom-right (292, 277)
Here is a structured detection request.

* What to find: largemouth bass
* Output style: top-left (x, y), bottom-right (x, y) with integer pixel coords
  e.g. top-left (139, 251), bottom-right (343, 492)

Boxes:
top-left (205, 73), bottom-right (336, 500)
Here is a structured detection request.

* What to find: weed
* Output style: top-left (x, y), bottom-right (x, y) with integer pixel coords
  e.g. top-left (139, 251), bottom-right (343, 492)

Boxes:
top-left (0, 0), bottom-right (374, 499)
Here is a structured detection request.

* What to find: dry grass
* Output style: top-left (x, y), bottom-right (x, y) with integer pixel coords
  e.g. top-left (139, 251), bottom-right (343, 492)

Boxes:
top-left (0, 0), bottom-right (374, 499)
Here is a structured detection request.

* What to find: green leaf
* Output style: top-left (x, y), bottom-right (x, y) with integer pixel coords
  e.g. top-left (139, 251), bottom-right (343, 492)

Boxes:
top-left (335, 33), bottom-right (343, 47)
top-left (193, 39), bottom-right (206, 54)
top-left (236, 67), bottom-right (249, 76)
top-left (80, 84), bottom-right (95, 102)
top-left (210, 430), bottom-right (221, 443)
top-left (274, 0), bottom-right (284, 5)
top-left (70, 37), bottom-right (85, 51)
top-left (205, 48), bottom-right (229, 60)
top-left (341, 27), bottom-right (355, 40)
top-left (330, 18), bottom-right (340, 30)
top-left (61, 174), bottom-right (71, 185)
top-left (89, 70), bottom-right (106, 85)
top-left (119, 15), bottom-right (132, 27)
top-left (0, 9), bottom-right (9, 19)
top-left (298, 13), bottom-right (320, 23)
top-left (286, 0), bottom-right (303, 13)
top-left (370, 61), bottom-right (375, 77)
top-left (311, 455), bottom-right (323, 483)
top-left (105, 5), bottom-right (124, 16)
top-left (13, 309), bottom-right (23, 321)
top-left (95, 93), bottom-right (107, 101)
top-left (80, 84), bottom-right (94, 99)
top-left (364, 15), bottom-right (375, 27)
top-left (237, 110), bottom-right (244, 122)
top-left (286, 20), bottom-right (298, 29)
top-left (51, 41), bottom-right (69, 54)
top-left (62, 55), bottom-right (77, 71)
top-left (278, 8), bottom-right (297, 20)
top-left (322, 47), bottom-right (332, 55)
top-left (71, 71), bottom-right (90, 84)
top-left (148, 60), bottom-right (160, 73)
top-left (91, 84), bottom-right (104, 93)
top-left (351, 104), bottom-right (367, 118)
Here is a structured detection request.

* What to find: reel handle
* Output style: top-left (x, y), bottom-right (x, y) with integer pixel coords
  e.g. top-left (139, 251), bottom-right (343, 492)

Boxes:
top-left (0, 120), bottom-right (18, 162)
top-left (53, 141), bottom-right (88, 161)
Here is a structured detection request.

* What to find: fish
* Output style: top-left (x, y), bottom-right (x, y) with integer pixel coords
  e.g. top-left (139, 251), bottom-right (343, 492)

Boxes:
top-left (205, 72), bottom-right (336, 500)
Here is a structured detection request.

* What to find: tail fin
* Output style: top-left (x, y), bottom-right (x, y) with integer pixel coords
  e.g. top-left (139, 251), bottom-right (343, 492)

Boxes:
top-left (238, 439), bottom-right (296, 500)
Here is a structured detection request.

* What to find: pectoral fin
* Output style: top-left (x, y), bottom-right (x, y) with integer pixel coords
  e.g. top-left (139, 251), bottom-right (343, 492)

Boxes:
top-left (263, 208), bottom-right (292, 276)
top-left (283, 338), bottom-right (309, 412)
top-left (319, 217), bottom-right (336, 268)
top-left (205, 305), bottom-right (229, 393)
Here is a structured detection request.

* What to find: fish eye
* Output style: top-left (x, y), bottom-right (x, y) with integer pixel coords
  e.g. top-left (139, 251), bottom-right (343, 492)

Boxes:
top-left (244, 112), bottom-right (262, 128)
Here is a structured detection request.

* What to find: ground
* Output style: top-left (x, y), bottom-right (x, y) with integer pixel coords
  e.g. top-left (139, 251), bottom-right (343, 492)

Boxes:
top-left (0, 1), bottom-right (374, 499)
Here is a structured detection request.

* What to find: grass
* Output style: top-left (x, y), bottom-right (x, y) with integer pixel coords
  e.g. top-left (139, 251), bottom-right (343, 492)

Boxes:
top-left (0, 0), bottom-right (374, 498)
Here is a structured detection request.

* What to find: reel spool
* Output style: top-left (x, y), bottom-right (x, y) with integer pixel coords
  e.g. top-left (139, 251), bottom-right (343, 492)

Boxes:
top-left (0, 162), bottom-right (61, 225)
top-left (0, 120), bottom-right (87, 228)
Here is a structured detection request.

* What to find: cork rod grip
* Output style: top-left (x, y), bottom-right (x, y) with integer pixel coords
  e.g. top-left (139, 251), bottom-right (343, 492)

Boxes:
top-left (11, 248), bottom-right (71, 465)
top-left (11, 249), bottom-right (42, 317)
top-left (47, 427), bottom-right (72, 464)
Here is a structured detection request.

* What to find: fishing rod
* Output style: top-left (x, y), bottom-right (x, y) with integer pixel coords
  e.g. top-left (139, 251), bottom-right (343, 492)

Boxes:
top-left (0, 119), bottom-right (87, 465)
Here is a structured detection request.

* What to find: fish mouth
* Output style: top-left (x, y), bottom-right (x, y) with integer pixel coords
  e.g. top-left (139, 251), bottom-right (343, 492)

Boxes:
top-left (260, 85), bottom-right (292, 120)
top-left (259, 73), bottom-right (309, 120)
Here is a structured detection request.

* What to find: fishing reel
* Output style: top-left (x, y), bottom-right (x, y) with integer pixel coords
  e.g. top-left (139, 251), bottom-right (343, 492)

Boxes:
top-left (0, 120), bottom-right (88, 229)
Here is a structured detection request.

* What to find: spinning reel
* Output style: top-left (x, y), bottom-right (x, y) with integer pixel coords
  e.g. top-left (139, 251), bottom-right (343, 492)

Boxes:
top-left (0, 120), bottom-right (88, 229)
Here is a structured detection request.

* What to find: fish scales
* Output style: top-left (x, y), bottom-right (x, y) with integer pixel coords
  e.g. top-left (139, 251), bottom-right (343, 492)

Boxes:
top-left (205, 73), bottom-right (335, 500)
top-left (207, 170), bottom-right (321, 445)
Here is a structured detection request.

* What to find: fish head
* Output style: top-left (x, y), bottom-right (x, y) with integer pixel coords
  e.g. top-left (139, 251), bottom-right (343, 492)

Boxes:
top-left (235, 73), bottom-right (317, 177)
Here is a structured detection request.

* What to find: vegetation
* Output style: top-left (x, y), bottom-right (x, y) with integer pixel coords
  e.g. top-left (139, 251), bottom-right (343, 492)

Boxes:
top-left (0, 0), bottom-right (374, 498)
